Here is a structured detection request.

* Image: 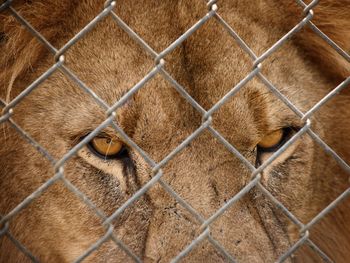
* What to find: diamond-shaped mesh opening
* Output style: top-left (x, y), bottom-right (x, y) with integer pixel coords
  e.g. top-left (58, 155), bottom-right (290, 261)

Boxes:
top-left (207, 190), bottom-right (288, 262)
top-left (160, 18), bottom-right (253, 110)
top-left (259, 31), bottom-right (346, 106)
top-left (62, 15), bottom-right (155, 102)
top-left (157, 129), bottom-right (253, 216)
top-left (217, 1), bottom-right (308, 55)
top-left (114, 1), bottom-right (210, 54)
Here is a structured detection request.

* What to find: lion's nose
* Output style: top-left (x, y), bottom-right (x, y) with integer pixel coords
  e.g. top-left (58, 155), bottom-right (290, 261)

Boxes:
top-left (140, 132), bottom-right (291, 262)
top-left (143, 197), bottom-right (291, 262)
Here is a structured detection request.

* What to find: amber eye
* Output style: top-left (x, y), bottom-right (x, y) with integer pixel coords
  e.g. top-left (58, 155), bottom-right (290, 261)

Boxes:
top-left (257, 128), bottom-right (292, 152)
top-left (88, 137), bottom-right (126, 159)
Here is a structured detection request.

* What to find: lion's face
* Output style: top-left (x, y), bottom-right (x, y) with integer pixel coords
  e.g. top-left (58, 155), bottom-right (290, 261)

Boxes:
top-left (1, 0), bottom-right (349, 262)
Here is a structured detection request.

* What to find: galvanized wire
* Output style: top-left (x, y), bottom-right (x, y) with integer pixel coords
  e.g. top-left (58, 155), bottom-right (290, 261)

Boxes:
top-left (0, 0), bottom-right (349, 262)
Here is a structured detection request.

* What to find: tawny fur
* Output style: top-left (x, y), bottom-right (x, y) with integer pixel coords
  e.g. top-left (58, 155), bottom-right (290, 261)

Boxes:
top-left (0, 0), bottom-right (349, 262)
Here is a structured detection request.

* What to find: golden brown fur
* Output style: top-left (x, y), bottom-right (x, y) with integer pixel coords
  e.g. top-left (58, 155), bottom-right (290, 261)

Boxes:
top-left (0, 0), bottom-right (349, 262)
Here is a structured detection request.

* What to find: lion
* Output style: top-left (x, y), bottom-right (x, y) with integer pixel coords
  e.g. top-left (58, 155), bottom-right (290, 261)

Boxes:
top-left (0, 0), bottom-right (349, 262)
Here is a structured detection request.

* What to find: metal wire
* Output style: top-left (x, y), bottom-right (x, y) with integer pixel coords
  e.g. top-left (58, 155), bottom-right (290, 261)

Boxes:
top-left (0, 0), bottom-right (349, 262)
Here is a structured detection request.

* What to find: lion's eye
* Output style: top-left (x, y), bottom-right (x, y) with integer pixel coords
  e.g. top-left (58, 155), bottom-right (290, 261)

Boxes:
top-left (257, 128), bottom-right (292, 152)
top-left (88, 137), bottom-right (126, 159)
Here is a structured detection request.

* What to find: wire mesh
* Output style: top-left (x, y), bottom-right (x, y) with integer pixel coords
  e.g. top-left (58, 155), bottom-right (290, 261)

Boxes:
top-left (0, 0), bottom-right (349, 262)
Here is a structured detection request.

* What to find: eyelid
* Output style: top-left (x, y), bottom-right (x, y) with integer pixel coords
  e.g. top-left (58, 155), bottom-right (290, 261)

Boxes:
top-left (82, 130), bottom-right (123, 144)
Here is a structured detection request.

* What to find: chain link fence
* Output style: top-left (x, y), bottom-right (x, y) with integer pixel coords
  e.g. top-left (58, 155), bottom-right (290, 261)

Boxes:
top-left (0, 0), bottom-right (349, 262)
